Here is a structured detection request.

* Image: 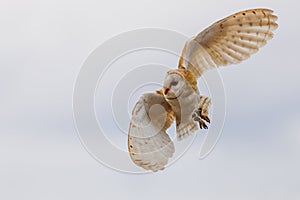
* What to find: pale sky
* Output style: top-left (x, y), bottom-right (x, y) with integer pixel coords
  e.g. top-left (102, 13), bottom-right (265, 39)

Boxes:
top-left (1, 0), bottom-right (300, 199)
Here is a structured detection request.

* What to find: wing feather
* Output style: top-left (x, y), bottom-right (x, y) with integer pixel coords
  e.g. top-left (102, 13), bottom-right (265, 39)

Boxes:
top-left (179, 8), bottom-right (278, 77)
top-left (128, 93), bottom-right (175, 171)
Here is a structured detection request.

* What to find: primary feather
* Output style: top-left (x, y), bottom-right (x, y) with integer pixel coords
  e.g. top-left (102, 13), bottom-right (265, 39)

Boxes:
top-left (179, 8), bottom-right (278, 77)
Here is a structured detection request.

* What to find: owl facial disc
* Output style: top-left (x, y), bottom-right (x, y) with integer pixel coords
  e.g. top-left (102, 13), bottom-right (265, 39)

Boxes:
top-left (163, 73), bottom-right (185, 100)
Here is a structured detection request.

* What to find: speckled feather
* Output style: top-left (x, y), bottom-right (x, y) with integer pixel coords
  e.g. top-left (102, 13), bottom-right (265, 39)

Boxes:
top-left (128, 93), bottom-right (175, 171)
top-left (179, 8), bottom-right (278, 77)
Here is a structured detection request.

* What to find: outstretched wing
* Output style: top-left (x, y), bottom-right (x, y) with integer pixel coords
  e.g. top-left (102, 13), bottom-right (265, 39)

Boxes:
top-left (128, 92), bottom-right (175, 171)
top-left (178, 8), bottom-right (278, 77)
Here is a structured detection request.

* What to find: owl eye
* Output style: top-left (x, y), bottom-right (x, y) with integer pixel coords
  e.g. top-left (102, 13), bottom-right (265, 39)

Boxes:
top-left (171, 81), bottom-right (178, 86)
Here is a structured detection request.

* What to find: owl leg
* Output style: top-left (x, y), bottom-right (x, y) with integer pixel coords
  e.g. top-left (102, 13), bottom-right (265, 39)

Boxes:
top-left (192, 96), bottom-right (211, 129)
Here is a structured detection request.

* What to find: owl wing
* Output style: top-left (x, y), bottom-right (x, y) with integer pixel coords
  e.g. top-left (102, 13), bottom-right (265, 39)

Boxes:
top-left (178, 8), bottom-right (278, 77)
top-left (128, 92), bottom-right (175, 171)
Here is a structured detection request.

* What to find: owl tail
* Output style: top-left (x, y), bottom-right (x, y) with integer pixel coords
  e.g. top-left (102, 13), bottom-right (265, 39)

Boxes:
top-left (176, 120), bottom-right (198, 141)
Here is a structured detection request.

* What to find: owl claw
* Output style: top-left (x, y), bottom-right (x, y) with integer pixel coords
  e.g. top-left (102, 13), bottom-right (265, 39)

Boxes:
top-left (196, 108), bottom-right (210, 123)
top-left (198, 120), bottom-right (208, 129)
top-left (192, 107), bottom-right (210, 129)
top-left (199, 120), bottom-right (209, 129)
top-left (201, 115), bottom-right (210, 123)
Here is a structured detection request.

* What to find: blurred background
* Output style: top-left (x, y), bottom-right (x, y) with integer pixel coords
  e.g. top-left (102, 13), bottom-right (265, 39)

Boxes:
top-left (1, 0), bottom-right (299, 199)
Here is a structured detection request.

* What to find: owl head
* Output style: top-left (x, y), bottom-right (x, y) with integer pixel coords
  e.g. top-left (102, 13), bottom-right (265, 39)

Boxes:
top-left (162, 68), bottom-right (198, 100)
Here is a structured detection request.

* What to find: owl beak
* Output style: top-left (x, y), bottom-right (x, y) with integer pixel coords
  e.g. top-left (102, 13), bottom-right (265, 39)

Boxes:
top-left (164, 88), bottom-right (170, 95)
top-left (163, 87), bottom-right (178, 100)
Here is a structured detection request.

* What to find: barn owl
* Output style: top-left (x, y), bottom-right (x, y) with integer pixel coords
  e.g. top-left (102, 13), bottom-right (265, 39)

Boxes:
top-left (128, 8), bottom-right (278, 171)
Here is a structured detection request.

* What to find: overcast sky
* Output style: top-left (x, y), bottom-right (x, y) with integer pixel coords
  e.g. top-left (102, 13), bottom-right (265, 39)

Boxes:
top-left (1, 0), bottom-right (300, 200)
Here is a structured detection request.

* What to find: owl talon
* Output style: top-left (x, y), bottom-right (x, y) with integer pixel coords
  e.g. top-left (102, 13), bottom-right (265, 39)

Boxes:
top-left (196, 108), bottom-right (210, 123)
top-left (192, 112), bottom-right (209, 129)
top-left (192, 106), bottom-right (210, 129)
top-left (202, 115), bottom-right (210, 123)
top-left (199, 120), bottom-right (208, 129)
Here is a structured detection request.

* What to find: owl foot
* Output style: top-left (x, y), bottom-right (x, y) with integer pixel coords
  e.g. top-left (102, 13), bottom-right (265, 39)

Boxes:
top-left (193, 96), bottom-right (211, 129)
top-left (192, 107), bottom-right (210, 129)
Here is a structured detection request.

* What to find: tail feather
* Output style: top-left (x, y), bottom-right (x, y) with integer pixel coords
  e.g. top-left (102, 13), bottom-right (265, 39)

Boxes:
top-left (176, 120), bottom-right (198, 141)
